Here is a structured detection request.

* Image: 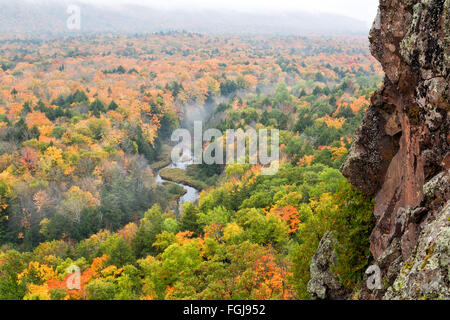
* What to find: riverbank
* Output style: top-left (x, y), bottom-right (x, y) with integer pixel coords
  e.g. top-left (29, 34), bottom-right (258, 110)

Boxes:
top-left (154, 145), bottom-right (202, 213)
top-left (157, 181), bottom-right (187, 209)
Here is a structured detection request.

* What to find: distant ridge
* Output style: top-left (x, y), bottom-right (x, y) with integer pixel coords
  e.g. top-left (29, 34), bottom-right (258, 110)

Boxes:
top-left (0, 0), bottom-right (369, 36)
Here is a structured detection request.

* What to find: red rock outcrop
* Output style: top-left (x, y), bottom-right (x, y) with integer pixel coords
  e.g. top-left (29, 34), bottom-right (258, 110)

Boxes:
top-left (341, 0), bottom-right (449, 299)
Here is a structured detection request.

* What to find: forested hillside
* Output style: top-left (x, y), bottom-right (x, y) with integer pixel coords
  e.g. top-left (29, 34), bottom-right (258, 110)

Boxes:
top-left (0, 1), bottom-right (369, 35)
top-left (0, 33), bottom-right (383, 300)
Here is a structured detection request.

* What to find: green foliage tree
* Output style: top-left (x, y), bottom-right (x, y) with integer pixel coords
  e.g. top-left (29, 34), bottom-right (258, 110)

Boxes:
top-left (131, 205), bottom-right (165, 258)
top-left (179, 203), bottom-right (202, 237)
top-left (85, 279), bottom-right (116, 300)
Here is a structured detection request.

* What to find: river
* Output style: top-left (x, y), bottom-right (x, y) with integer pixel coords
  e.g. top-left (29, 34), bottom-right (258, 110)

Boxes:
top-left (155, 147), bottom-right (200, 214)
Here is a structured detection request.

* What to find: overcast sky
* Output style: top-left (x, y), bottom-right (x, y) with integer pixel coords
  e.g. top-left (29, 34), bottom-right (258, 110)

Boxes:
top-left (75, 0), bottom-right (380, 25)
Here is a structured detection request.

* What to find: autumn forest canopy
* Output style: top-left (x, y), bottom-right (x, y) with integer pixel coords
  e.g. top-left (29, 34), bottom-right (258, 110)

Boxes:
top-left (0, 29), bottom-right (384, 300)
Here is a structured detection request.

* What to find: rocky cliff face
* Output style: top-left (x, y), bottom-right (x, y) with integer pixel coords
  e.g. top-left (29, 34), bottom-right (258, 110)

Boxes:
top-left (341, 0), bottom-right (449, 299)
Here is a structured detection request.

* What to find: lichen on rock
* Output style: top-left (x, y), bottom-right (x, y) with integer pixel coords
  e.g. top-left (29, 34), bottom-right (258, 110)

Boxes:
top-left (338, 0), bottom-right (449, 300)
top-left (307, 232), bottom-right (351, 300)
top-left (384, 202), bottom-right (449, 300)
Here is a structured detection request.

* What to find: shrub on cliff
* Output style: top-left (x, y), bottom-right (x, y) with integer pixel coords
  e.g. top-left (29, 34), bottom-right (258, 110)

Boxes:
top-left (291, 181), bottom-right (375, 298)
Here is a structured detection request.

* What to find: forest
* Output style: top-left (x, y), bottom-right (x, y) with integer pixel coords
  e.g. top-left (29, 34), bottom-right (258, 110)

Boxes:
top-left (0, 33), bottom-right (383, 300)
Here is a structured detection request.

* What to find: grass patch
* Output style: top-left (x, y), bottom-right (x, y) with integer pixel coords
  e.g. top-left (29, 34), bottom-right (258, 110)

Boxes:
top-left (162, 181), bottom-right (187, 197)
top-left (151, 158), bottom-right (171, 170)
top-left (160, 168), bottom-right (208, 190)
top-left (154, 181), bottom-right (187, 211)
top-left (150, 144), bottom-right (172, 170)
